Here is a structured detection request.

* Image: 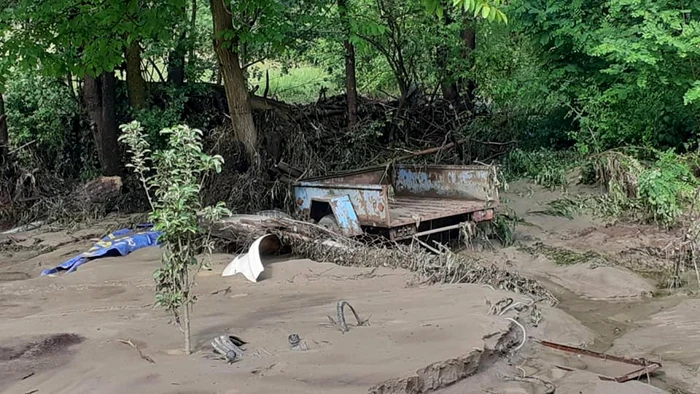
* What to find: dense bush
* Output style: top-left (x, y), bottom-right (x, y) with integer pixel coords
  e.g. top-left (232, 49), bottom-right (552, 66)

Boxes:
top-left (4, 74), bottom-right (88, 177)
top-left (638, 150), bottom-right (697, 226)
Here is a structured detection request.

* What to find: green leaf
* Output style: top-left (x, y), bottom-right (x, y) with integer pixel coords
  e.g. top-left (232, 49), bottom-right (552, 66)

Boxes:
top-left (481, 4), bottom-right (491, 19)
top-left (684, 81), bottom-right (700, 105)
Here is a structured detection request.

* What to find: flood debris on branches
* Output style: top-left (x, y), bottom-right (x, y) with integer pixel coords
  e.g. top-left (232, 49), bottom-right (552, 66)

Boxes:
top-left (207, 214), bottom-right (558, 305)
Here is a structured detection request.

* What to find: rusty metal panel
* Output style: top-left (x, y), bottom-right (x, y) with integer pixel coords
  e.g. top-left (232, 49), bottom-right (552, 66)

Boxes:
top-left (393, 164), bottom-right (499, 204)
top-left (299, 167), bottom-right (391, 185)
top-left (294, 164), bottom-right (498, 232)
top-left (329, 195), bottom-right (363, 236)
top-left (294, 184), bottom-right (390, 226)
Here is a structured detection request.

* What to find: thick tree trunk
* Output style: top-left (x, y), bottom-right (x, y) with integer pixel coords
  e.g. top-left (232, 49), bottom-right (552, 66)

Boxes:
top-left (338, 0), bottom-right (358, 127)
top-left (210, 0), bottom-right (258, 165)
top-left (126, 40), bottom-right (148, 110)
top-left (460, 19), bottom-right (477, 109)
top-left (0, 93), bottom-right (8, 163)
top-left (84, 73), bottom-right (122, 176)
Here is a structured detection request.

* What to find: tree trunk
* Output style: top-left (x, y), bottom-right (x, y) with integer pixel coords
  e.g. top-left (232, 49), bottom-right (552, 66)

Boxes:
top-left (437, 45), bottom-right (459, 103)
top-left (168, 32), bottom-right (187, 87)
top-left (210, 0), bottom-right (258, 165)
top-left (84, 73), bottom-right (122, 176)
top-left (0, 93), bottom-right (8, 163)
top-left (338, 0), bottom-right (358, 127)
top-left (187, 0), bottom-right (198, 68)
top-left (126, 40), bottom-right (148, 110)
top-left (460, 18), bottom-right (476, 109)
top-left (182, 267), bottom-right (192, 354)
top-left (437, 6), bottom-right (459, 103)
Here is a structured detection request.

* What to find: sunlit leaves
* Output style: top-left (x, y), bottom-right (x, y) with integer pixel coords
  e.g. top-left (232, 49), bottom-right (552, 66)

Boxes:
top-left (511, 0), bottom-right (700, 149)
top-left (423, 0), bottom-right (507, 23)
top-left (684, 81), bottom-right (700, 105)
top-left (0, 0), bottom-right (187, 82)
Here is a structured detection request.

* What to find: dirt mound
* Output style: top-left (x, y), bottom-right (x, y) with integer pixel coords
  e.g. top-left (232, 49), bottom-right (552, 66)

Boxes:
top-left (545, 263), bottom-right (655, 300)
top-left (0, 271), bottom-right (30, 282)
top-left (0, 333), bottom-right (84, 362)
top-left (0, 333), bottom-right (85, 391)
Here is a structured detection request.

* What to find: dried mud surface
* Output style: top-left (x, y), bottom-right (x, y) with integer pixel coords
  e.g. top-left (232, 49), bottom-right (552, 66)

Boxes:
top-left (1, 182), bottom-right (698, 393)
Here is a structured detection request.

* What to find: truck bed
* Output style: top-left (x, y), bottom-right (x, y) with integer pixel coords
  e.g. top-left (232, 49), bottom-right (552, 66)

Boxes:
top-left (387, 197), bottom-right (488, 227)
top-left (294, 164), bottom-right (498, 238)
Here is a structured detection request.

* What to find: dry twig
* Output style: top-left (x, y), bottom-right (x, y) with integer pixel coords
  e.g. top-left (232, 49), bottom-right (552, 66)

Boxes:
top-left (117, 339), bottom-right (155, 364)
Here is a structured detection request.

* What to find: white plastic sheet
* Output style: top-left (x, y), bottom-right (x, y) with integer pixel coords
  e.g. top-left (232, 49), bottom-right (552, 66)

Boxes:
top-left (221, 234), bottom-right (271, 282)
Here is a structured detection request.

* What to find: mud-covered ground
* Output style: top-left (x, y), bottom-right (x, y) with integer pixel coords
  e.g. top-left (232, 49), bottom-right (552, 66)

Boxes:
top-left (0, 181), bottom-right (698, 393)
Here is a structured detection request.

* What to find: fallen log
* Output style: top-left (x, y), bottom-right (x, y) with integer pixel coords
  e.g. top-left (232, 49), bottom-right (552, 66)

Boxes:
top-left (208, 215), bottom-right (359, 249)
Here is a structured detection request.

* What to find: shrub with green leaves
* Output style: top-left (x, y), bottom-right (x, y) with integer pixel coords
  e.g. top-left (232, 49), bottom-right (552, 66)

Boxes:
top-left (119, 121), bottom-right (231, 354)
top-left (589, 149), bottom-right (697, 226)
top-left (132, 87), bottom-right (188, 151)
top-left (501, 148), bottom-right (580, 190)
top-left (4, 74), bottom-right (81, 174)
top-left (638, 150), bottom-right (697, 227)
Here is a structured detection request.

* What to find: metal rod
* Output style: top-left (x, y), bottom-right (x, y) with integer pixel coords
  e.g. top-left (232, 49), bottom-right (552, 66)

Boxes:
top-left (412, 223), bottom-right (463, 238)
top-left (412, 236), bottom-right (442, 254)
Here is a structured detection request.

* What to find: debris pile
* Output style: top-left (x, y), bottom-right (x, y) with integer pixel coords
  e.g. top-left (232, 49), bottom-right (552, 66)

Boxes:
top-left (208, 215), bottom-right (558, 305)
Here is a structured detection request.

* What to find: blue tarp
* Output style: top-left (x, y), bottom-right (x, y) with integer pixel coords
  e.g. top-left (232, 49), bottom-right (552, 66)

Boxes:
top-left (41, 226), bottom-right (162, 276)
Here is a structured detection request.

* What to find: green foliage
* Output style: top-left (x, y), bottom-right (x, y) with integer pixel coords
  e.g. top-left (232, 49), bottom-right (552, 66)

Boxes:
top-left (532, 197), bottom-right (585, 220)
top-left (490, 209), bottom-right (518, 247)
top-left (469, 23), bottom-right (575, 148)
top-left (119, 121), bottom-right (231, 353)
top-left (638, 150), bottom-right (697, 226)
top-left (133, 87), bottom-right (188, 150)
top-left (0, 0), bottom-right (187, 83)
top-left (588, 149), bottom-right (697, 226)
top-left (423, 0), bottom-right (507, 23)
top-left (685, 81), bottom-right (700, 105)
top-left (501, 148), bottom-right (580, 190)
top-left (5, 75), bottom-right (77, 149)
top-left (520, 243), bottom-right (609, 266)
top-left (511, 0), bottom-right (700, 151)
top-left (249, 63), bottom-right (335, 103)
top-left (4, 73), bottom-right (84, 174)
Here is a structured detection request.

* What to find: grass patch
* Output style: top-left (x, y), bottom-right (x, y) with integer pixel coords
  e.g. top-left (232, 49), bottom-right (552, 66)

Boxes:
top-left (249, 63), bottom-right (336, 104)
top-left (500, 148), bottom-right (582, 190)
top-left (529, 197), bottom-right (587, 220)
top-left (521, 242), bottom-right (675, 285)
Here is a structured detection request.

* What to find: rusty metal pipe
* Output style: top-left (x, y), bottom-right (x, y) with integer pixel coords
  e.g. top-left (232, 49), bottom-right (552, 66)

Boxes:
top-left (412, 223), bottom-right (463, 238)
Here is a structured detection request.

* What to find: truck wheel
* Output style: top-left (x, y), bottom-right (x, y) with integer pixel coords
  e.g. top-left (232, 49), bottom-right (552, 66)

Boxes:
top-left (318, 214), bottom-right (340, 233)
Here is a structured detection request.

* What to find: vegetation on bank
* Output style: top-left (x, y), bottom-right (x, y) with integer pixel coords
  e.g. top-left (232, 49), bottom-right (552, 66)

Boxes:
top-left (0, 0), bottom-right (696, 226)
top-left (0, 0), bottom-right (699, 352)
